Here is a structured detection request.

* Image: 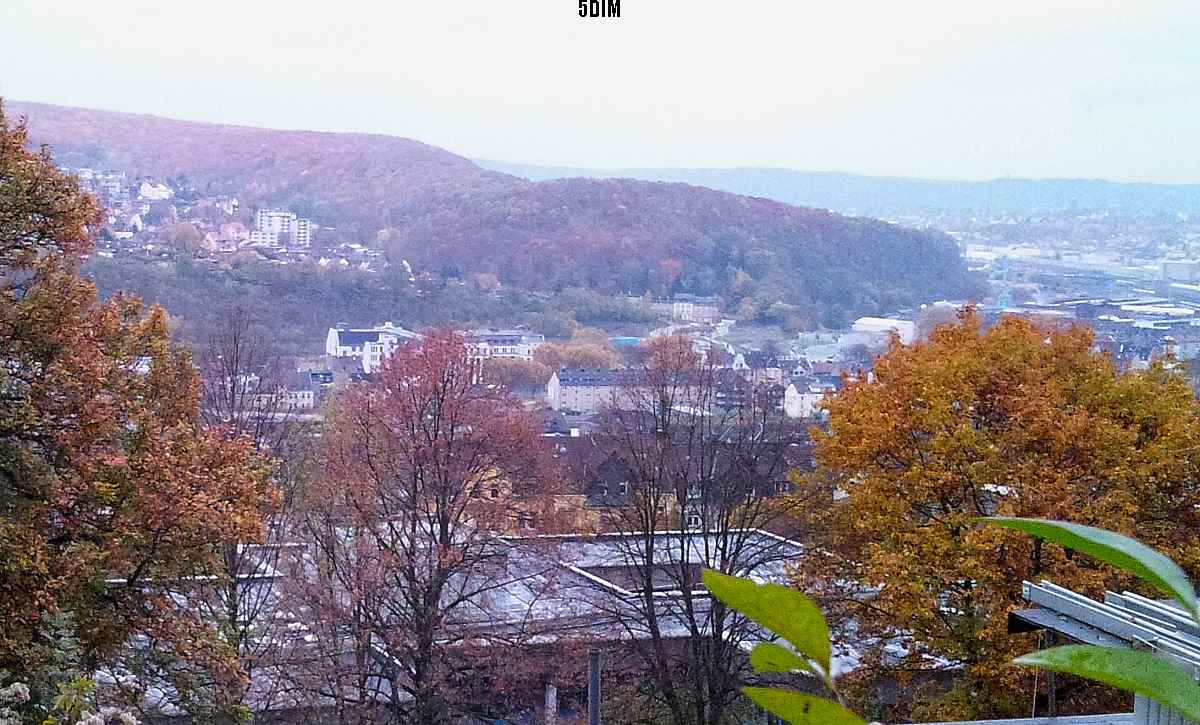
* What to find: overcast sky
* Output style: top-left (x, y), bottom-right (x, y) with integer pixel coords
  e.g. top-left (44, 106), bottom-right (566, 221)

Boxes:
top-left (2, 0), bottom-right (1198, 183)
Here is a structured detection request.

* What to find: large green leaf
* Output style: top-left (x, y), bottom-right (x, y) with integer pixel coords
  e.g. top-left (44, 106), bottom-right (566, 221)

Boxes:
top-left (704, 569), bottom-right (831, 673)
top-left (750, 642), bottom-right (810, 674)
top-left (1015, 645), bottom-right (1200, 721)
top-left (743, 687), bottom-right (866, 725)
top-left (986, 517), bottom-right (1199, 622)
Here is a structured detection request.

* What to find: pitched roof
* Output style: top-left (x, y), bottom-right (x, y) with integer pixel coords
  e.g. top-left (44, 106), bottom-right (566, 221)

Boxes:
top-left (745, 351), bottom-right (780, 369)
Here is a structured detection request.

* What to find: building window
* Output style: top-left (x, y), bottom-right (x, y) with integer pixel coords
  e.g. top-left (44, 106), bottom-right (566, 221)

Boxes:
top-left (617, 481), bottom-right (629, 495)
top-left (517, 512), bottom-right (535, 531)
top-left (686, 513), bottom-right (703, 529)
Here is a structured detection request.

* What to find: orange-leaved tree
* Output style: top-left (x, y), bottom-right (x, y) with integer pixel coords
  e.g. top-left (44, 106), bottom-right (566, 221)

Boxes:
top-left (795, 307), bottom-right (1200, 721)
top-left (0, 100), bottom-right (272, 712)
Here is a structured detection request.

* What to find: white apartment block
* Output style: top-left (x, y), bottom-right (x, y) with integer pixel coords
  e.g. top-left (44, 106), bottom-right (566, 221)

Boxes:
top-left (546, 368), bottom-right (652, 413)
top-left (255, 209), bottom-right (312, 247)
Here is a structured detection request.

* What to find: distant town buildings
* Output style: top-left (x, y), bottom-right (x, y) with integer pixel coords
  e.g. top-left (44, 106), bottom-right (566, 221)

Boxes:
top-left (1161, 260), bottom-right (1200, 284)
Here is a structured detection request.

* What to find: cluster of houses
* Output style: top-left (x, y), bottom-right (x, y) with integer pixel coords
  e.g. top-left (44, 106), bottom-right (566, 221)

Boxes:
top-left (68, 166), bottom-right (390, 272)
top-left (263, 314), bottom-right (915, 427)
top-left (545, 316), bottom-right (916, 419)
top-left (544, 355), bottom-right (854, 419)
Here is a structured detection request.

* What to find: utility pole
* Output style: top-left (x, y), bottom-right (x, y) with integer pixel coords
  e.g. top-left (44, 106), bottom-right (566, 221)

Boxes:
top-left (588, 648), bottom-right (602, 725)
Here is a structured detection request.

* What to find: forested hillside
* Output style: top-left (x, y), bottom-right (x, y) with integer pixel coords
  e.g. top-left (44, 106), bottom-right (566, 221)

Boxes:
top-left (383, 176), bottom-right (975, 320)
top-left (11, 100), bottom-right (983, 330)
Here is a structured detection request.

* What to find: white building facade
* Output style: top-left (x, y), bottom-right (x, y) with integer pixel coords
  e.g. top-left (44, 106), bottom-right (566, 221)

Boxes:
top-left (254, 210), bottom-right (312, 247)
top-left (325, 323), bottom-right (422, 373)
top-left (463, 329), bottom-right (545, 361)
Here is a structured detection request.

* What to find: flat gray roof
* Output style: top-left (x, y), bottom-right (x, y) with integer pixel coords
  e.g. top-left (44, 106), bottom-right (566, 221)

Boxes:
top-left (919, 715), bottom-right (1131, 725)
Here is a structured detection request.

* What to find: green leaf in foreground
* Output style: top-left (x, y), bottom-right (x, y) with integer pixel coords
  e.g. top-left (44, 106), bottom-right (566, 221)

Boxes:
top-left (743, 687), bottom-right (866, 725)
top-left (750, 642), bottom-right (810, 674)
top-left (704, 569), bottom-right (831, 673)
top-left (1015, 645), bottom-right (1200, 722)
top-left (986, 517), bottom-right (1199, 621)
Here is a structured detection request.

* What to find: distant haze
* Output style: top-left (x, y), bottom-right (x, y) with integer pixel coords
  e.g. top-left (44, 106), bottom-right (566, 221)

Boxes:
top-left (3, 0), bottom-right (1199, 183)
top-left (477, 160), bottom-right (1200, 217)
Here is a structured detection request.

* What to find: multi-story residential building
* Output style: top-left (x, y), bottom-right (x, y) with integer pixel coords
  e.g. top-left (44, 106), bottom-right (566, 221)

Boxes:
top-left (670, 294), bottom-right (722, 324)
top-left (324, 322), bottom-right (421, 373)
top-left (462, 328), bottom-right (545, 361)
top-left (254, 209), bottom-right (312, 247)
top-left (643, 295), bottom-right (722, 324)
top-left (783, 378), bottom-right (839, 419)
top-left (546, 368), bottom-right (641, 413)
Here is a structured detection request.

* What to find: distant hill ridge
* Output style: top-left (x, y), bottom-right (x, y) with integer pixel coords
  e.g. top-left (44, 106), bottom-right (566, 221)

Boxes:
top-left (7, 100), bottom-right (982, 322)
top-left (477, 160), bottom-right (1200, 217)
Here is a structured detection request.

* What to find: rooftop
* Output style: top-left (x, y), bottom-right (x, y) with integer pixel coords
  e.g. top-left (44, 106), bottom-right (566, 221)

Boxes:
top-left (920, 716), bottom-right (1130, 725)
top-left (555, 368), bottom-right (639, 387)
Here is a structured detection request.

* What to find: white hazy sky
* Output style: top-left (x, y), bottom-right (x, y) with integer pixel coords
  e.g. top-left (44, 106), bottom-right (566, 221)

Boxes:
top-left (2, 0), bottom-right (1198, 183)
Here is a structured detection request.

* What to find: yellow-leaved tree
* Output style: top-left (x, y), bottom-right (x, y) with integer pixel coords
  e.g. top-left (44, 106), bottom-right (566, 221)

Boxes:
top-left (795, 308), bottom-right (1200, 721)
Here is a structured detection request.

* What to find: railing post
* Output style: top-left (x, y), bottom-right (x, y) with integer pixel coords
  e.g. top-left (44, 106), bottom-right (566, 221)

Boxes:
top-left (588, 648), bottom-right (602, 725)
top-left (1045, 631), bottom-right (1058, 716)
top-left (544, 681), bottom-right (558, 725)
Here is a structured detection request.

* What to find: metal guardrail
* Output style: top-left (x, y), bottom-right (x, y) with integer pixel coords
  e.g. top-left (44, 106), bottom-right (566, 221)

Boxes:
top-left (1015, 581), bottom-right (1200, 725)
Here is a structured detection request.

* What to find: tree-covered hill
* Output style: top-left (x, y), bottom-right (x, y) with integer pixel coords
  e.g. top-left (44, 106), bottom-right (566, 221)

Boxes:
top-left (10, 100), bottom-right (983, 327)
top-left (383, 176), bottom-right (980, 324)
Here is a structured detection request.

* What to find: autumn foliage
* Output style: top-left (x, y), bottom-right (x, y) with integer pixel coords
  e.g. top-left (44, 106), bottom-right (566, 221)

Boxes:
top-left (796, 309), bottom-right (1200, 721)
top-left (533, 339), bottom-right (619, 371)
top-left (0, 101), bottom-right (270, 692)
top-left (299, 331), bottom-right (551, 723)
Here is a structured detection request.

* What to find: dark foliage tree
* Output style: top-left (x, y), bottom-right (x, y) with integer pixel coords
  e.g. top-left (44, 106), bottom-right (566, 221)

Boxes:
top-left (587, 335), bottom-right (804, 725)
